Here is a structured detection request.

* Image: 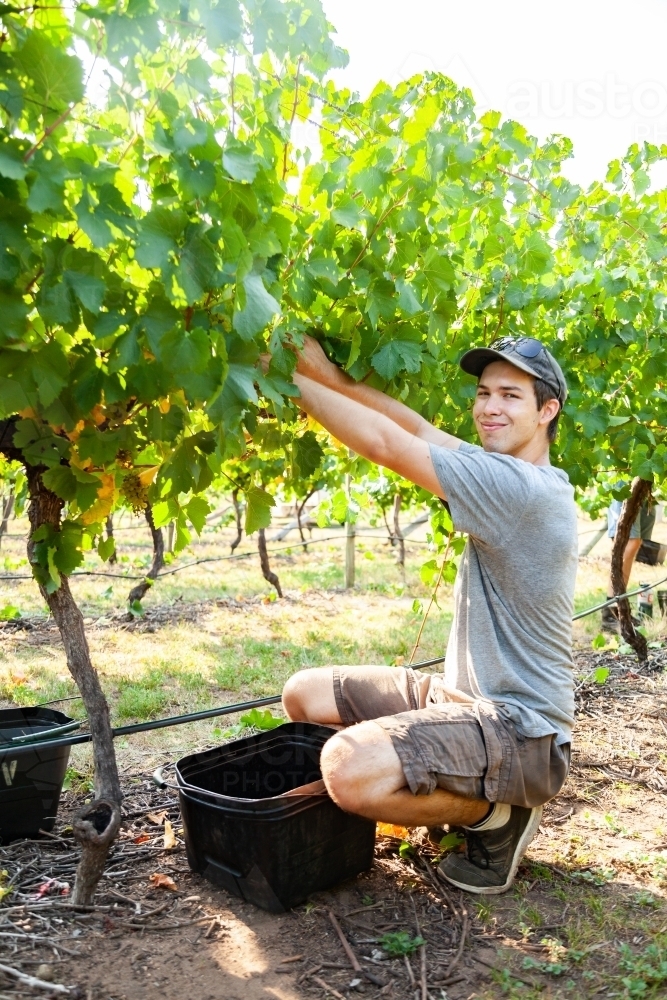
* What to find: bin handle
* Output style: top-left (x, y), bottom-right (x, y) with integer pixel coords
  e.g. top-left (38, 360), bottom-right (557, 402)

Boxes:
top-left (11, 719), bottom-right (82, 745)
top-left (153, 767), bottom-right (329, 804)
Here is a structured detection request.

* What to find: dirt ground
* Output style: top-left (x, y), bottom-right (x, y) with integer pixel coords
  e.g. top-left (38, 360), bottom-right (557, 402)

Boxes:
top-left (1, 643), bottom-right (666, 1000)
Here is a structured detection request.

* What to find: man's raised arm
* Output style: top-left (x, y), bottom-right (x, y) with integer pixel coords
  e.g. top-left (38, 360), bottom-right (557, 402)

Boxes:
top-left (293, 336), bottom-right (462, 451)
top-left (291, 373), bottom-right (452, 500)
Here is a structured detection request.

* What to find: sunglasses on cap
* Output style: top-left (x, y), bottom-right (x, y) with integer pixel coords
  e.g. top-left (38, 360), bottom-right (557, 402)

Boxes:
top-left (487, 336), bottom-right (563, 401)
top-left (488, 336), bottom-right (545, 358)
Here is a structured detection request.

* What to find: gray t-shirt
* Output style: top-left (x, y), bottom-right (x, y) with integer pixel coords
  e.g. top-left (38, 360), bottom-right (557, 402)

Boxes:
top-left (429, 443), bottom-right (578, 744)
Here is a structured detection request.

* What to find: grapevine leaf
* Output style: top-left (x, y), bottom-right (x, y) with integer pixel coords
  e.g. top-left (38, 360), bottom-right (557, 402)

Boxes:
top-left (422, 248), bottom-right (456, 294)
top-left (332, 196), bottom-right (363, 230)
top-left (64, 271), bottom-right (106, 315)
top-left (372, 340), bottom-right (422, 380)
top-left (152, 498), bottom-right (180, 528)
top-left (97, 535), bottom-right (115, 562)
top-left (186, 496), bottom-right (210, 534)
top-left (292, 430), bottom-right (323, 479)
top-left (244, 484), bottom-right (274, 535)
top-left (223, 363), bottom-right (259, 404)
top-left (135, 208), bottom-right (186, 270)
top-left (16, 33), bottom-right (84, 108)
top-left (42, 465), bottom-right (77, 501)
top-left (223, 143), bottom-right (259, 183)
top-left (233, 274), bottom-right (280, 340)
top-left (520, 233), bottom-right (552, 275)
top-left (0, 144), bottom-right (26, 180)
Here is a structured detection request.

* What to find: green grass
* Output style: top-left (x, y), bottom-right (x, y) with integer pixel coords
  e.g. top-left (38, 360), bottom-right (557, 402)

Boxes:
top-left (0, 667), bottom-right (83, 715)
top-left (0, 521), bottom-right (454, 723)
top-left (480, 882), bottom-right (667, 1000)
top-left (1, 508), bottom-right (664, 724)
top-left (115, 684), bottom-right (170, 721)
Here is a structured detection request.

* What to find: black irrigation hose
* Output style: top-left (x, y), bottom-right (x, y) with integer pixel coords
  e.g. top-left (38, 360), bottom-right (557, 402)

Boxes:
top-left (7, 695), bottom-right (285, 755)
top-left (571, 574), bottom-right (667, 620)
top-left (13, 651), bottom-right (452, 753)
top-left (8, 578), bottom-right (667, 754)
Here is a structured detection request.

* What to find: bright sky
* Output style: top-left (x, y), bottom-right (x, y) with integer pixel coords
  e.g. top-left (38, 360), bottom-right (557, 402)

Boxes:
top-left (320, 0), bottom-right (667, 188)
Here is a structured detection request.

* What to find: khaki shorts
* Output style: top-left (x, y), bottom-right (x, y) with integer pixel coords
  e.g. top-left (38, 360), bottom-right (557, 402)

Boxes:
top-left (333, 666), bottom-right (570, 808)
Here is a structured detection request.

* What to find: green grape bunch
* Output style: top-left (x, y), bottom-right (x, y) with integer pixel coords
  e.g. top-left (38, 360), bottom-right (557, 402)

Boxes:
top-left (120, 472), bottom-right (149, 514)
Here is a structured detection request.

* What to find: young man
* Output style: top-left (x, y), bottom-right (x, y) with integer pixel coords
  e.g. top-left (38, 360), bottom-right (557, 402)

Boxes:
top-left (280, 335), bottom-right (577, 894)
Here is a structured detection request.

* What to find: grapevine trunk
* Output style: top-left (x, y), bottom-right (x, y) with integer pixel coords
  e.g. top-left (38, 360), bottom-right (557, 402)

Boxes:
top-left (258, 527), bottom-right (283, 597)
top-left (24, 465), bottom-right (122, 901)
top-left (127, 505), bottom-right (165, 605)
top-left (609, 477), bottom-right (653, 662)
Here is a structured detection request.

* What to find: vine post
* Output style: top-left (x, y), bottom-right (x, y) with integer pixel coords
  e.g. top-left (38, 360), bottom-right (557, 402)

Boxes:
top-left (0, 489), bottom-right (14, 549)
top-left (393, 492), bottom-right (405, 584)
top-left (345, 473), bottom-right (355, 589)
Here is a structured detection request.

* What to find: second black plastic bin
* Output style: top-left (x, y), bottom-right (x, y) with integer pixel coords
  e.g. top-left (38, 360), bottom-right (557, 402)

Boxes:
top-left (176, 722), bottom-right (376, 912)
top-left (0, 707), bottom-right (73, 843)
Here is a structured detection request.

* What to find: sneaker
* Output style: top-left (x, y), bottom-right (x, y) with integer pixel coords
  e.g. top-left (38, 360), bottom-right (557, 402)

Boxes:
top-left (437, 805), bottom-right (543, 895)
top-left (601, 605), bottom-right (619, 633)
top-left (601, 603), bottom-right (640, 632)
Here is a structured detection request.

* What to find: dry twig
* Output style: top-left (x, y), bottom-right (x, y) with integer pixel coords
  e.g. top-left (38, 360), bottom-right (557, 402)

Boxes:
top-left (328, 909), bottom-right (362, 972)
top-left (311, 975), bottom-right (346, 999)
top-left (445, 907), bottom-right (469, 976)
top-left (0, 962), bottom-right (73, 994)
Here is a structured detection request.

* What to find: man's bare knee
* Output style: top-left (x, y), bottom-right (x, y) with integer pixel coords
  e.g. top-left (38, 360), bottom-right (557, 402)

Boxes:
top-left (282, 668), bottom-right (340, 725)
top-left (282, 672), bottom-right (306, 720)
top-left (320, 724), bottom-right (404, 814)
top-left (320, 734), bottom-right (359, 811)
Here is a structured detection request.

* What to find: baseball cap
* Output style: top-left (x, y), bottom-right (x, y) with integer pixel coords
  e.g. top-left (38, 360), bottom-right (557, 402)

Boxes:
top-left (459, 337), bottom-right (567, 405)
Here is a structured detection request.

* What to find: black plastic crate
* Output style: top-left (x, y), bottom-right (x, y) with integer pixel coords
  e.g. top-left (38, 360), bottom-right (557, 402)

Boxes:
top-left (0, 707), bottom-right (74, 842)
top-left (637, 539), bottom-right (667, 566)
top-left (176, 722), bottom-right (376, 912)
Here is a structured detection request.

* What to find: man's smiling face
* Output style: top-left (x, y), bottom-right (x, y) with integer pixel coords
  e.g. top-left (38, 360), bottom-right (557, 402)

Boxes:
top-left (472, 359), bottom-right (556, 456)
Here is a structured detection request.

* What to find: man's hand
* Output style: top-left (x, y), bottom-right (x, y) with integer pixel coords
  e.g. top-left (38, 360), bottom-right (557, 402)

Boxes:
top-left (292, 335), bottom-right (340, 387)
top-left (263, 335), bottom-right (462, 460)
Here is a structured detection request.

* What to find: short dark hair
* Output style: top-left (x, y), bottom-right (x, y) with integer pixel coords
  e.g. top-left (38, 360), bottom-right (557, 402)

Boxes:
top-left (534, 378), bottom-right (561, 443)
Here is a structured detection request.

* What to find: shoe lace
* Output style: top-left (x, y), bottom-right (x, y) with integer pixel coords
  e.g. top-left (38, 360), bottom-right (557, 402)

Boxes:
top-left (465, 830), bottom-right (492, 870)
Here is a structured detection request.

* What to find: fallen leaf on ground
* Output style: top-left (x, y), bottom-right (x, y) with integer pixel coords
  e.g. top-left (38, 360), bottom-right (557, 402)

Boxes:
top-left (133, 833), bottom-right (151, 845)
top-left (0, 870), bottom-right (9, 899)
top-left (147, 811), bottom-right (167, 825)
top-left (163, 819), bottom-right (177, 850)
top-left (31, 879), bottom-right (70, 899)
top-left (149, 873), bottom-right (178, 891)
top-left (376, 822), bottom-right (411, 839)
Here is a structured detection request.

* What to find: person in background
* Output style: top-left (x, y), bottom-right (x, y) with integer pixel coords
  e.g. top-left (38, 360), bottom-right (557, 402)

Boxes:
top-left (601, 497), bottom-right (655, 632)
